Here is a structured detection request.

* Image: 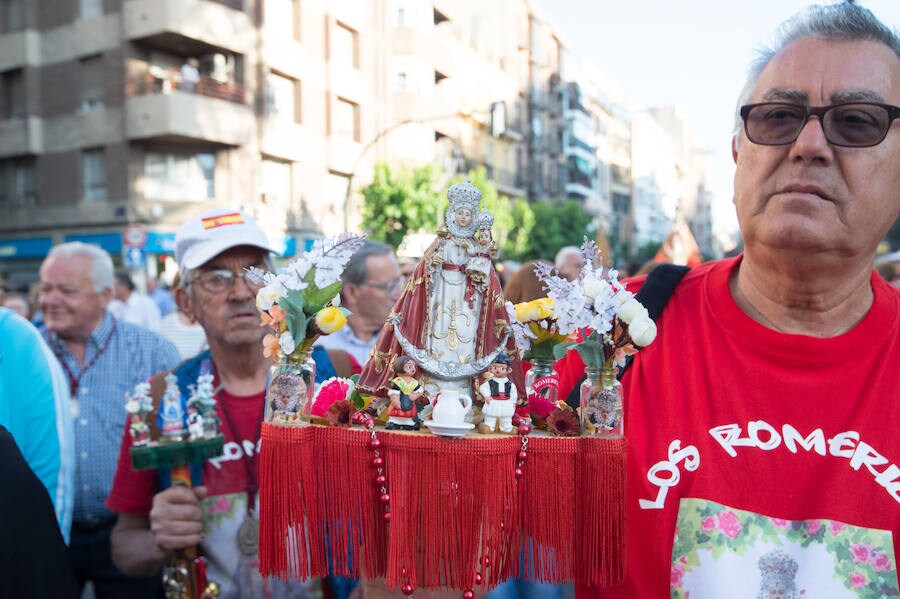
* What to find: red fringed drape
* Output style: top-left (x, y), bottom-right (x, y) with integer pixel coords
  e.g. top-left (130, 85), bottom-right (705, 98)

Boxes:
top-left (258, 424), bottom-right (626, 590)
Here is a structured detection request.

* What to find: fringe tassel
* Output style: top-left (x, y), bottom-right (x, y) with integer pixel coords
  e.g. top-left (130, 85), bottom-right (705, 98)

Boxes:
top-left (258, 425), bottom-right (625, 590)
top-left (575, 437), bottom-right (627, 587)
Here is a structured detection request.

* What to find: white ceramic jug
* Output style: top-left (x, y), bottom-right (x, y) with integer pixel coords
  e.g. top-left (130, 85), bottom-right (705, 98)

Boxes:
top-left (430, 389), bottom-right (471, 425)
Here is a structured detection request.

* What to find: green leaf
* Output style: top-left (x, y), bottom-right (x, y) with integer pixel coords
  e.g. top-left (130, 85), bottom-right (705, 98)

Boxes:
top-left (552, 341), bottom-right (578, 359)
top-left (303, 280), bottom-right (343, 314)
top-left (349, 374), bottom-right (365, 409)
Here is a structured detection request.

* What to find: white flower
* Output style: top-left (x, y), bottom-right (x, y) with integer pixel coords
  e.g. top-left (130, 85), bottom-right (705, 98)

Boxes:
top-left (618, 297), bottom-right (648, 324)
top-left (278, 330), bottom-right (296, 355)
top-left (256, 281), bottom-right (286, 311)
top-left (629, 316), bottom-right (657, 347)
top-left (614, 289), bottom-right (634, 306)
top-left (582, 273), bottom-right (606, 299)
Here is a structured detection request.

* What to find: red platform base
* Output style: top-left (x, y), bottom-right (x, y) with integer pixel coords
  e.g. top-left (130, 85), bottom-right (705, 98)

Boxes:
top-left (258, 423), bottom-right (625, 591)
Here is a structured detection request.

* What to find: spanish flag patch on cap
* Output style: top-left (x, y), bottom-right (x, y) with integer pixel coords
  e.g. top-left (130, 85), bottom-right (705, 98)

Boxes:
top-left (201, 212), bottom-right (244, 229)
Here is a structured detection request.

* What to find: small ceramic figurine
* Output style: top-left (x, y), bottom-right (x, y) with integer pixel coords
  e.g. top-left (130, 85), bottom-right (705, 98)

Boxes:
top-left (159, 373), bottom-right (186, 439)
top-left (204, 406), bottom-right (221, 437)
top-left (386, 355), bottom-right (426, 430)
top-left (478, 353), bottom-right (518, 434)
top-left (128, 412), bottom-right (151, 446)
top-left (186, 405), bottom-right (205, 440)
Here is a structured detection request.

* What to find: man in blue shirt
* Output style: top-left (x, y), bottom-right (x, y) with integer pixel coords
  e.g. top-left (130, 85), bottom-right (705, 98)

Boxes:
top-left (39, 241), bottom-right (179, 598)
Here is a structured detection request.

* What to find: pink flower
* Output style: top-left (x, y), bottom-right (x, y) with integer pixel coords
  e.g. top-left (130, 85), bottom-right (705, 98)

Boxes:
top-left (871, 552), bottom-right (892, 572)
top-left (806, 520), bottom-right (822, 535)
top-left (700, 517), bottom-right (716, 533)
top-left (208, 495), bottom-right (230, 514)
top-left (829, 521), bottom-right (846, 536)
top-left (771, 518), bottom-right (789, 529)
top-left (670, 562), bottom-right (685, 588)
top-left (851, 543), bottom-right (872, 564)
top-left (716, 510), bottom-right (743, 540)
top-left (849, 572), bottom-right (866, 589)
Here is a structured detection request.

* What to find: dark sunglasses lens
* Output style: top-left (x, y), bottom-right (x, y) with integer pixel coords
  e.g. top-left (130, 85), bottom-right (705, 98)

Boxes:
top-left (825, 104), bottom-right (890, 147)
top-left (747, 104), bottom-right (805, 144)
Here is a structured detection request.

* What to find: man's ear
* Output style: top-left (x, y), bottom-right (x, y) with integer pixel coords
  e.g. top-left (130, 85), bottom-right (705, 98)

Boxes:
top-left (342, 284), bottom-right (361, 305)
top-left (731, 137), bottom-right (739, 163)
top-left (174, 287), bottom-right (195, 321)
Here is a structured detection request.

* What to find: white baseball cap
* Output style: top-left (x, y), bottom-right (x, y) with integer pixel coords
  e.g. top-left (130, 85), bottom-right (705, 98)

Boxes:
top-left (175, 207), bottom-right (277, 272)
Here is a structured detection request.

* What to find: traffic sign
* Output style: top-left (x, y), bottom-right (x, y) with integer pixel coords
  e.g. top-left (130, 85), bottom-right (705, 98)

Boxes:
top-left (122, 224), bottom-right (148, 248)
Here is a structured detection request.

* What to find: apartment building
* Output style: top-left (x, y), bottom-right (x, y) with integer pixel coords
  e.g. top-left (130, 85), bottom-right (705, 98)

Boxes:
top-left (0, 0), bottom-right (567, 288)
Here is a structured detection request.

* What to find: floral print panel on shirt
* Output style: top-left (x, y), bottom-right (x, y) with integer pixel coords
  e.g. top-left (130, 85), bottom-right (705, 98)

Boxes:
top-left (671, 498), bottom-right (898, 599)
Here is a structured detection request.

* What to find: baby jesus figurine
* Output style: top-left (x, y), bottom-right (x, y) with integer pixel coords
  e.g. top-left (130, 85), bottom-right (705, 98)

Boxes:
top-left (386, 355), bottom-right (426, 430)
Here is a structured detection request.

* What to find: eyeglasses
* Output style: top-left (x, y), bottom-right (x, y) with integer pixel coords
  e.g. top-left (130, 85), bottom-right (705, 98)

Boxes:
top-left (361, 276), bottom-right (406, 293)
top-left (189, 269), bottom-right (264, 294)
top-left (739, 102), bottom-right (900, 148)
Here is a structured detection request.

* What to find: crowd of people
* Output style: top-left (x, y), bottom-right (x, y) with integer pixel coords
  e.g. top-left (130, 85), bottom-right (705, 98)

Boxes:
top-left (0, 2), bottom-right (897, 598)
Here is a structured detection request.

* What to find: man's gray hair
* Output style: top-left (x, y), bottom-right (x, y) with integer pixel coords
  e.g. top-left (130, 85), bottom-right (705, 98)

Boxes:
top-left (46, 242), bottom-right (114, 293)
top-left (733, 2), bottom-right (900, 142)
top-left (554, 246), bottom-right (582, 270)
top-left (341, 240), bottom-right (394, 287)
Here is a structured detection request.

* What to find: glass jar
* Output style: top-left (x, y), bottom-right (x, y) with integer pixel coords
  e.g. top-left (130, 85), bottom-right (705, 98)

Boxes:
top-left (579, 367), bottom-right (623, 437)
top-left (524, 358), bottom-right (560, 421)
top-left (264, 349), bottom-right (316, 424)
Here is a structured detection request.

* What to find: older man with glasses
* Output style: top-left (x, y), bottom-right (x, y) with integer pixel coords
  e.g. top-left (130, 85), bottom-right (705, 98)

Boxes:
top-left (38, 241), bottom-right (179, 598)
top-left (317, 239), bottom-right (404, 365)
top-left (555, 3), bottom-right (900, 597)
top-left (106, 208), bottom-right (319, 599)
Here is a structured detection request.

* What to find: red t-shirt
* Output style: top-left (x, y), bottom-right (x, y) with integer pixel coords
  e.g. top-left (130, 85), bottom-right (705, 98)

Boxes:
top-left (562, 257), bottom-right (900, 598)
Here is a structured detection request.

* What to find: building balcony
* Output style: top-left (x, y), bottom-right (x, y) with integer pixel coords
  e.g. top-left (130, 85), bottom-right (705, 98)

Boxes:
top-left (565, 137), bottom-right (595, 158)
top-left (0, 117), bottom-right (42, 159)
top-left (123, 0), bottom-right (254, 56)
top-left (566, 181), bottom-right (596, 202)
top-left (0, 30), bottom-right (39, 72)
top-left (125, 80), bottom-right (252, 146)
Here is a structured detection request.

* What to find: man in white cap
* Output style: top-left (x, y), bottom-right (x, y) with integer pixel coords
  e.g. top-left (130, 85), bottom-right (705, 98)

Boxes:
top-left (106, 208), bottom-right (318, 598)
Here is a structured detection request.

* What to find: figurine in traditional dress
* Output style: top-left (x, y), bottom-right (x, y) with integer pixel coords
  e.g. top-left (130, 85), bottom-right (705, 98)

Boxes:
top-left (159, 373), bottom-right (186, 439)
top-left (128, 412), bottom-right (151, 446)
top-left (478, 353), bottom-right (518, 434)
top-left (385, 356), bottom-right (426, 430)
top-left (358, 181), bottom-right (522, 404)
top-left (186, 405), bottom-right (205, 440)
top-left (204, 406), bottom-right (221, 437)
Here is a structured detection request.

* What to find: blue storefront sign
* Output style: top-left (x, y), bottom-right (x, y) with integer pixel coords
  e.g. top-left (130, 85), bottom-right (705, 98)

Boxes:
top-left (63, 233), bottom-right (122, 254)
top-left (0, 237), bottom-right (53, 259)
top-left (145, 232), bottom-right (176, 255)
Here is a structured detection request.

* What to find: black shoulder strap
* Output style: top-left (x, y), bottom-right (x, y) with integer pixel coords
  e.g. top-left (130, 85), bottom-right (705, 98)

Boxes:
top-left (564, 263), bottom-right (690, 409)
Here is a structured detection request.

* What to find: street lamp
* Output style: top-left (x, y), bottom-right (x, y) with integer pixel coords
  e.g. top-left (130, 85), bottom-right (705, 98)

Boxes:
top-left (341, 111), bottom-right (483, 232)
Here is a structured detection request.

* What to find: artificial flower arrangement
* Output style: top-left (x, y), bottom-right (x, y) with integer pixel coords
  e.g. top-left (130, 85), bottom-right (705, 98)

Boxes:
top-left (251, 232), bottom-right (365, 358)
top-left (506, 297), bottom-right (569, 362)
top-left (251, 233), bottom-right (366, 425)
top-left (538, 239), bottom-right (657, 368)
top-left (505, 296), bottom-right (572, 424)
top-left (533, 239), bottom-right (657, 436)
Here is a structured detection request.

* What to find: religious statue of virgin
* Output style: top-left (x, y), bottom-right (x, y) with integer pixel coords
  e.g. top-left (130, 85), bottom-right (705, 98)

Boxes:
top-left (357, 181), bottom-right (522, 404)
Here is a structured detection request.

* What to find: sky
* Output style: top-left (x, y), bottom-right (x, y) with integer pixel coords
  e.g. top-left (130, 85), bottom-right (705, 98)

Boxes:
top-left (531, 0), bottom-right (900, 238)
